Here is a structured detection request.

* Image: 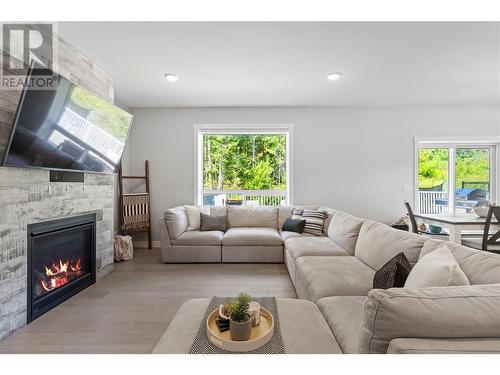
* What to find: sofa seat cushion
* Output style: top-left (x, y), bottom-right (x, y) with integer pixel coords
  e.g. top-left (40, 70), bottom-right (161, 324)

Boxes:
top-left (387, 338), bottom-right (500, 354)
top-left (280, 230), bottom-right (314, 242)
top-left (296, 256), bottom-right (375, 300)
top-left (317, 296), bottom-right (366, 354)
top-left (171, 230), bottom-right (224, 246)
top-left (285, 237), bottom-right (350, 260)
top-left (222, 227), bottom-right (283, 246)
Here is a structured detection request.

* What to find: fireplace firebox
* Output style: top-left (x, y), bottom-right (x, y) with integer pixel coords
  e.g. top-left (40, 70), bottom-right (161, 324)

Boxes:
top-left (27, 213), bottom-right (96, 322)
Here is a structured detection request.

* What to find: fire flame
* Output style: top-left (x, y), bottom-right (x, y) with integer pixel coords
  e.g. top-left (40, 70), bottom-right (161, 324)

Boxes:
top-left (70, 258), bottom-right (81, 272)
top-left (39, 258), bottom-right (82, 293)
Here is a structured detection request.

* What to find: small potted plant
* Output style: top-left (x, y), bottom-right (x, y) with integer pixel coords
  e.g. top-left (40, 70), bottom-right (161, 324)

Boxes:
top-left (228, 292), bottom-right (252, 341)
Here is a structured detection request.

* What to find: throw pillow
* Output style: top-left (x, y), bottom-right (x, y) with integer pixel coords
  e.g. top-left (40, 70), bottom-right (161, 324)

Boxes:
top-left (200, 213), bottom-right (227, 232)
top-left (184, 205), bottom-right (210, 231)
top-left (292, 209), bottom-right (327, 236)
top-left (404, 246), bottom-right (470, 288)
top-left (282, 218), bottom-right (306, 233)
top-left (373, 252), bottom-right (411, 289)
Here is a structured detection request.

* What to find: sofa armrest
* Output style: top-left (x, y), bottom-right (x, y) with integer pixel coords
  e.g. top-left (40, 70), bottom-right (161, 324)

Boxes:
top-left (159, 217), bottom-right (172, 245)
top-left (358, 284), bottom-right (500, 354)
top-left (387, 338), bottom-right (500, 354)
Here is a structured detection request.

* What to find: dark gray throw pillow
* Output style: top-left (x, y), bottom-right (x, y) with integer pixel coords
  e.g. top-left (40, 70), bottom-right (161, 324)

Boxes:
top-left (373, 252), bottom-right (411, 289)
top-left (200, 213), bottom-right (227, 232)
top-left (282, 218), bottom-right (306, 234)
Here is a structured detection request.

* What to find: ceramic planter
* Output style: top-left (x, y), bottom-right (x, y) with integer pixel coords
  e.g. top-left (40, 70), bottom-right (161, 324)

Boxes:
top-left (229, 318), bottom-right (252, 341)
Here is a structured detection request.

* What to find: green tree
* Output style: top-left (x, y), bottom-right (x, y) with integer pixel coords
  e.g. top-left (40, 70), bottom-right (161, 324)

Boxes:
top-left (455, 148), bottom-right (490, 190)
top-left (202, 134), bottom-right (286, 191)
top-left (69, 86), bottom-right (132, 142)
top-left (418, 148), bottom-right (449, 190)
top-left (244, 159), bottom-right (274, 189)
top-left (418, 148), bottom-right (490, 191)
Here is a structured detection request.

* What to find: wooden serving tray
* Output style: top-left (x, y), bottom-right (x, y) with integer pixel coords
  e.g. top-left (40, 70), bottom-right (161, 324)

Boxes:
top-left (206, 307), bottom-right (274, 352)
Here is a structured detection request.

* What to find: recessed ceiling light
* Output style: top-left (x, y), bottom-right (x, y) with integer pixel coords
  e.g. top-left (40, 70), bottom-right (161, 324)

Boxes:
top-left (164, 73), bottom-right (179, 82)
top-left (327, 72), bottom-right (341, 81)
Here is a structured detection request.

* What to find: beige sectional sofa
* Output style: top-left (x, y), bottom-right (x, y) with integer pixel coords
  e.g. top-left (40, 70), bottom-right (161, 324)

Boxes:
top-left (160, 205), bottom-right (335, 263)
top-left (159, 205), bottom-right (500, 353)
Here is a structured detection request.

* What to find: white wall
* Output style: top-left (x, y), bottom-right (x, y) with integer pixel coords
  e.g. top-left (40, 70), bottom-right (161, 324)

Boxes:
top-left (125, 106), bottom-right (500, 241)
top-left (114, 100), bottom-right (132, 235)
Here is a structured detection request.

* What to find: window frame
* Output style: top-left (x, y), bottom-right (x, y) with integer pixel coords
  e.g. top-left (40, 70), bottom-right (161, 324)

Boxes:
top-left (414, 137), bottom-right (500, 214)
top-left (194, 124), bottom-right (294, 206)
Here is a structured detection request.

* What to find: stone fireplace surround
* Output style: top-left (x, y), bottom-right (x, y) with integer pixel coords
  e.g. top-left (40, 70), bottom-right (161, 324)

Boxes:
top-left (0, 35), bottom-right (116, 340)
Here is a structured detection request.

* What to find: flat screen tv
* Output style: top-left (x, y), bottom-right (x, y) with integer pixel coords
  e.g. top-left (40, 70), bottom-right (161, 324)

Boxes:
top-left (2, 66), bottom-right (133, 173)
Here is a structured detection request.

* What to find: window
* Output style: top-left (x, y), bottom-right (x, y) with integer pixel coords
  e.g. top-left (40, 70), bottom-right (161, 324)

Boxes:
top-left (415, 139), bottom-right (498, 214)
top-left (195, 125), bottom-right (293, 206)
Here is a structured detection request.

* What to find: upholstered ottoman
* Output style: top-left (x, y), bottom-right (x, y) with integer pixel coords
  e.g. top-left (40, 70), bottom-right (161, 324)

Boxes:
top-left (153, 298), bottom-right (341, 354)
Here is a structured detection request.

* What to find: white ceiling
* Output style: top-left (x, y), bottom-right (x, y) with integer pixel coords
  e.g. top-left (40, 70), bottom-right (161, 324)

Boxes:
top-left (58, 22), bottom-right (500, 108)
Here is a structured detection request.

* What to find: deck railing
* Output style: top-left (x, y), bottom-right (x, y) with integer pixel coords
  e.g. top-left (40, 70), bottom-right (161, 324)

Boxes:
top-left (417, 191), bottom-right (448, 214)
top-left (58, 108), bottom-right (124, 163)
top-left (202, 189), bottom-right (288, 206)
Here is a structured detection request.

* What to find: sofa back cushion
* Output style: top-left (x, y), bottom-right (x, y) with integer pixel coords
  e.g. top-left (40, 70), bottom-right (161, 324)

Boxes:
top-left (164, 206), bottom-right (188, 240)
top-left (209, 206), bottom-right (227, 217)
top-left (278, 206), bottom-right (294, 229)
top-left (355, 220), bottom-right (427, 270)
top-left (420, 239), bottom-right (500, 285)
top-left (227, 206), bottom-right (278, 228)
top-left (327, 211), bottom-right (364, 254)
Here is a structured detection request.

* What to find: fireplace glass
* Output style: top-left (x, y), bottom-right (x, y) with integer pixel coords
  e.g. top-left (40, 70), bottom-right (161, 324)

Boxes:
top-left (28, 214), bottom-right (96, 322)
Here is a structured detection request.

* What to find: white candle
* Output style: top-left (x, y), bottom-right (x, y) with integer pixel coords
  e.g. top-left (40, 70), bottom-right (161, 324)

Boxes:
top-left (248, 302), bottom-right (261, 326)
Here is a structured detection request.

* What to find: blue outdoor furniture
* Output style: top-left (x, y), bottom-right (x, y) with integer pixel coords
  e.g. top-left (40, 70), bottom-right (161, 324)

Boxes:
top-left (434, 188), bottom-right (489, 210)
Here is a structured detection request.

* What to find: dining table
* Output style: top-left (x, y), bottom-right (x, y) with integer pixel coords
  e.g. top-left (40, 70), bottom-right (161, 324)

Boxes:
top-left (413, 213), bottom-right (499, 244)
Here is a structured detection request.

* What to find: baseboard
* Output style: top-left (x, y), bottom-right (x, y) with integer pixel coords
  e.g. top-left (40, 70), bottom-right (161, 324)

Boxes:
top-left (133, 240), bottom-right (161, 248)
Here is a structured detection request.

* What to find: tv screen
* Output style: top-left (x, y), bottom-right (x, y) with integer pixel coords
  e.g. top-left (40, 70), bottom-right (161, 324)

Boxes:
top-left (3, 67), bottom-right (133, 173)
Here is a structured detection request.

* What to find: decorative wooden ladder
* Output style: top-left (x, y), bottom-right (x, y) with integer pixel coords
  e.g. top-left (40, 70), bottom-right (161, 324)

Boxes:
top-left (118, 160), bottom-right (152, 249)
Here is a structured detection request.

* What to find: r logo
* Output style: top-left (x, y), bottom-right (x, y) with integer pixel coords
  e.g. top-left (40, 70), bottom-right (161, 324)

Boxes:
top-left (2, 23), bottom-right (54, 75)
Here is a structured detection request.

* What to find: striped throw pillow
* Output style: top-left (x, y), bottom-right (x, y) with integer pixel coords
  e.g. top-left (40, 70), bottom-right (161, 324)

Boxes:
top-left (292, 208), bottom-right (327, 236)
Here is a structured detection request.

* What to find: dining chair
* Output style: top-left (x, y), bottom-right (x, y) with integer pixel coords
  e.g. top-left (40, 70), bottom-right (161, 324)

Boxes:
top-left (461, 205), bottom-right (500, 254)
top-left (404, 201), bottom-right (448, 237)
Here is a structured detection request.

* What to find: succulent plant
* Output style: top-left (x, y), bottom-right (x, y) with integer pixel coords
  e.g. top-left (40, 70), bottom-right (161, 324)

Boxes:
top-left (228, 293), bottom-right (252, 323)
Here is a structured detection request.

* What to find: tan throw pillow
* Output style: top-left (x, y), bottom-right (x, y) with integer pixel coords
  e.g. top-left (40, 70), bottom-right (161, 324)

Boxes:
top-left (200, 213), bottom-right (227, 232)
top-left (184, 205), bottom-right (210, 231)
top-left (404, 246), bottom-right (470, 288)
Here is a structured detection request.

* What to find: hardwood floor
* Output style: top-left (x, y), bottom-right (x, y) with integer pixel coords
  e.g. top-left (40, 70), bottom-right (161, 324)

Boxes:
top-left (0, 248), bottom-right (296, 353)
